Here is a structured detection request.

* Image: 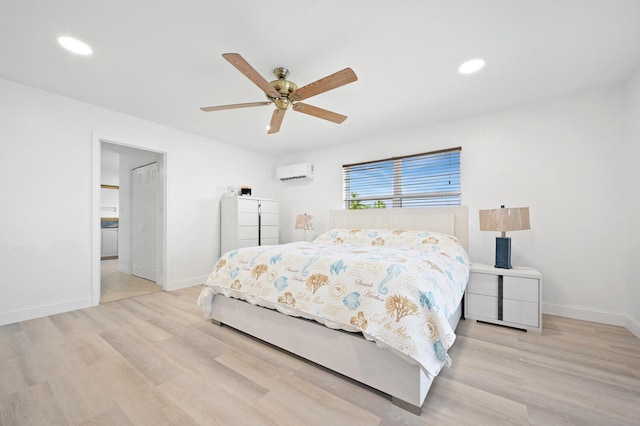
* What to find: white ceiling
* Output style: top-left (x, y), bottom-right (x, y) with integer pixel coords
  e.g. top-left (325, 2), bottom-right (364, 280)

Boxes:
top-left (2, 1), bottom-right (640, 156)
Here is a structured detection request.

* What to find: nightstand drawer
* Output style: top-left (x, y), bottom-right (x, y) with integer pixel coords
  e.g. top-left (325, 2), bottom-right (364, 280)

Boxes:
top-left (467, 272), bottom-right (498, 296)
top-left (466, 293), bottom-right (497, 318)
top-left (503, 276), bottom-right (538, 303)
top-left (466, 294), bottom-right (539, 327)
top-left (504, 299), bottom-right (539, 327)
top-left (468, 273), bottom-right (538, 303)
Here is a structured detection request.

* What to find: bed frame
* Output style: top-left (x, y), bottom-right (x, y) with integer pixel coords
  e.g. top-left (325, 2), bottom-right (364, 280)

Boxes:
top-left (208, 206), bottom-right (469, 415)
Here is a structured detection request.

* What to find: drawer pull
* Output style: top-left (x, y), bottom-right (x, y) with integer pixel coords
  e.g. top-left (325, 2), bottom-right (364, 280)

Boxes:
top-left (498, 275), bottom-right (503, 320)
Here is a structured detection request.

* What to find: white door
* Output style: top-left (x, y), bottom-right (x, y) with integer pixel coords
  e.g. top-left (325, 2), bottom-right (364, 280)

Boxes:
top-left (132, 163), bottom-right (157, 281)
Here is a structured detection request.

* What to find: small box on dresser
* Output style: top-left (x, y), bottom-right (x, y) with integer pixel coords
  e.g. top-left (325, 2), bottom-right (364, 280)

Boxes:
top-left (465, 263), bottom-right (542, 333)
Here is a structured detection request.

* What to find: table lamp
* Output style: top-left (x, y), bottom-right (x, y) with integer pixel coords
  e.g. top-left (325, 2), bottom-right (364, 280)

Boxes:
top-left (295, 213), bottom-right (314, 241)
top-left (479, 206), bottom-right (530, 269)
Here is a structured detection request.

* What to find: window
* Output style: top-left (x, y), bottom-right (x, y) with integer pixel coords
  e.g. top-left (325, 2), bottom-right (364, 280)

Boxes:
top-left (343, 147), bottom-right (461, 209)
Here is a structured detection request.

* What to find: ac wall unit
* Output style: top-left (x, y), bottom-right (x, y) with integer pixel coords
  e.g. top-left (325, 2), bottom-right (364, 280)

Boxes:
top-left (277, 162), bottom-right (314, 181)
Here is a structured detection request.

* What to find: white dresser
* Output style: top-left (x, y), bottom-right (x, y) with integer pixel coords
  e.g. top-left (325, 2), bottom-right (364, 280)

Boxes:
top-left (465, 263), bottom-right (542, 333)
top-left (220, 197), bottom-right (279, 254)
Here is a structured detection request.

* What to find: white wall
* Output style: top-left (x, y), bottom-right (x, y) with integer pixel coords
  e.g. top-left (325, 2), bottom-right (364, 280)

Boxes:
top-left (2, 75), bottom-right (637, 334)
top-left (624, 69), bottom-right (640, 335)
top-left (277, 85), bottom-right (635, 330)
top-left (101, 149), bottom-right (119, 185)
top-left (0, 78), bottom-right (277, 325)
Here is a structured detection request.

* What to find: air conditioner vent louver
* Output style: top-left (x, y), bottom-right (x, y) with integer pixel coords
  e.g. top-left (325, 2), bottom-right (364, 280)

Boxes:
top-left (277, 162), bottom-right (314, 181)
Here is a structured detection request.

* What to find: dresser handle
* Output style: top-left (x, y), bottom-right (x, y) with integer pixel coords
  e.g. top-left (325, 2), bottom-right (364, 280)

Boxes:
top-left (498, 275), bottom-right (504, 321)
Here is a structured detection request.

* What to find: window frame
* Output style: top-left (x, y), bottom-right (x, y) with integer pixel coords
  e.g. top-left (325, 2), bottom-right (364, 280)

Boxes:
top-left (343, 147), bottom-right (462, 209)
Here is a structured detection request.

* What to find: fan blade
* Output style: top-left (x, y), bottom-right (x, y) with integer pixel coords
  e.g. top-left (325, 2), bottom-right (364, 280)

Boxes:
top-left (200, 101), bottom-right (272, 112)
top-left (268, 109), bottom-right (285, 134)
top-left (292, 102), bottom-right (347, 124)
top-left (222, 53), bottom-right (280, 99)
top-left (289, 68), bottom-right (357, 102)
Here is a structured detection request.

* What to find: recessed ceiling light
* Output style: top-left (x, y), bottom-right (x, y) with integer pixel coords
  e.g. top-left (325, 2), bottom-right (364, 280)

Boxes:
top-left (458, 58), bottom-right (485, 75)
top-left (57, 36), bottom-right (92, 55)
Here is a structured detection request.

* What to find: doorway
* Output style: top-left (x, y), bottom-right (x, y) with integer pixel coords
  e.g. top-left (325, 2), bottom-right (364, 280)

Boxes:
top-left (92, 135), bottom-right (166, 305)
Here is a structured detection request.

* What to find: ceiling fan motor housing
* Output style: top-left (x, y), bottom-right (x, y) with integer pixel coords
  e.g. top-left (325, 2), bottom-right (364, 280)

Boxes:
top-left (269, 67), bottom-right (298, 110)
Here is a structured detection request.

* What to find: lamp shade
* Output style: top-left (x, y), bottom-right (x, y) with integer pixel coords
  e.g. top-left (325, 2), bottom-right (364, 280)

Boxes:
top-left (295, 214), bottom-right (313, 231)
top-left (479, 207), bottom-right (530, 233)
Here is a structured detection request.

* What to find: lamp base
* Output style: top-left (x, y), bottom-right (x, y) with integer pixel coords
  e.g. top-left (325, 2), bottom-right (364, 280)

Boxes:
top-left (495, 237), bottom-right (512, 269)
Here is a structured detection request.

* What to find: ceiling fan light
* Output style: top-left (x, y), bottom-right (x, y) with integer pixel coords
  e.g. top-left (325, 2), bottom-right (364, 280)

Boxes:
top-left (458, 58), bottom-right (485, 74)
top-left (58, 36), bottom-right (92, 55)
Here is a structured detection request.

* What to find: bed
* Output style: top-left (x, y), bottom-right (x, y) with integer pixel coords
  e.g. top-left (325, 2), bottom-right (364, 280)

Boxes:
top-left (197, 205), bottom-right (470, 415)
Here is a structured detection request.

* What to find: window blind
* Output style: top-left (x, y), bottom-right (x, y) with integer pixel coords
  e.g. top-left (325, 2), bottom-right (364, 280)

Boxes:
top-left (343, 147), bottom-right (461, 209)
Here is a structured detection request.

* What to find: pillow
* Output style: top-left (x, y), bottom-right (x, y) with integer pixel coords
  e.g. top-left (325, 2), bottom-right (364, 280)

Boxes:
top-left (313, 228), bottom-right (460, 250)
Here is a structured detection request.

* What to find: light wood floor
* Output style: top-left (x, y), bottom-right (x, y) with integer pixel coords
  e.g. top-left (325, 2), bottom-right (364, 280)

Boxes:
top-left (100, 259), bottom-right (162, 303)
top-left (1, 286), bottom-right (639, 425)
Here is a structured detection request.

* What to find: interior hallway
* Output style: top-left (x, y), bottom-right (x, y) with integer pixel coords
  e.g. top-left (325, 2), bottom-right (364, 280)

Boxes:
top-left (100, 259), bottom-right (162, 303)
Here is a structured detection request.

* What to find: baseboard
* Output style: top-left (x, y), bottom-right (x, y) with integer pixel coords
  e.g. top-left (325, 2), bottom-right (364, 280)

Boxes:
top-left (625, 314), bottom-right (640, 340)
top-left (542, 302), bottom-right (640, 338)
top-left (0, 298), bottom-right (93, 326)
top-left (166, 275), bottom-right (208, 291)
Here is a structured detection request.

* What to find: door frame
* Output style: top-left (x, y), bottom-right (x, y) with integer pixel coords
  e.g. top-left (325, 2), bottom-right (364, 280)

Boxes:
top-left (91, 133), bottom-right (167, 305)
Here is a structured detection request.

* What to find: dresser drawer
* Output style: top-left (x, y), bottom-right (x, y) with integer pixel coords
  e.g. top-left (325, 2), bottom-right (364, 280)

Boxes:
top-left (238, 212), bottom-right (259, 226)
top-left (260, 200), bottom-right (279, 214)
top-left (237, 198), bottom-right (258, 213)
top-left (238, 225), bottom-right (258, 240)
top-left (261, 225), bottom-right (279, 239)
top-left (261, 213), bottom-right (279, 226)
top-left (261, 237), bottom-right (279, 246)
top-left (236, 238), bottom-right (259, 248)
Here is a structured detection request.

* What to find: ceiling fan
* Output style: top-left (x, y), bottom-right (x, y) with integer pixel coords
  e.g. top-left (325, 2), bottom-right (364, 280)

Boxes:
top-left (200, 53), bottom-right (358, 134)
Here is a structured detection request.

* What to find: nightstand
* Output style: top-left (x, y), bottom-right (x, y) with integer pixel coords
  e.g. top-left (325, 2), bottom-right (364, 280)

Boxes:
top-left (465, 263), bottom-right (542, 333)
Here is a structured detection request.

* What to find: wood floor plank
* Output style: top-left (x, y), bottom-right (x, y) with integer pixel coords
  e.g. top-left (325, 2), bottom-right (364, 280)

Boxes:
top-left (195, 321), bottom-right (310, 373)
top-left (99, 327), bottom-right (184, 386)
top-left (423, 375), bottom-right (530, 425)
top-left (89, 358), bottom-right (198, 426)
top-left (0, 382), bottom-right (68, 426)
top-left (1, 288), bottom-right (639, 425)
top-left (76, 405), bottom-right (135, 426)
top-left (158, 372), bottom-right (275, 425)
top-left (439, 339), bottom-right (527, 405)
top-left (522, 363), bottom-right (640, 425)
top-left (216, 349), bottom-right (382, 425)
top-left (156, 336), bottom-right (270, 402)
top-left (23, 322), bottom-right (116, 424)
top-left (0, 331), bottom-right (46, 399)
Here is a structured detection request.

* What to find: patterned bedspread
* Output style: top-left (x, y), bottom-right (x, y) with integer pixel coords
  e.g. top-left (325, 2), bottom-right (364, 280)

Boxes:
top-left (197, 229), bottom-right (470, 376)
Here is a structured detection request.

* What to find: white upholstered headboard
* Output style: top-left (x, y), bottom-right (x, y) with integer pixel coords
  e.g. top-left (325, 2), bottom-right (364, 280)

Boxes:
top-left (330, 206), bottom-right (469, 250)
